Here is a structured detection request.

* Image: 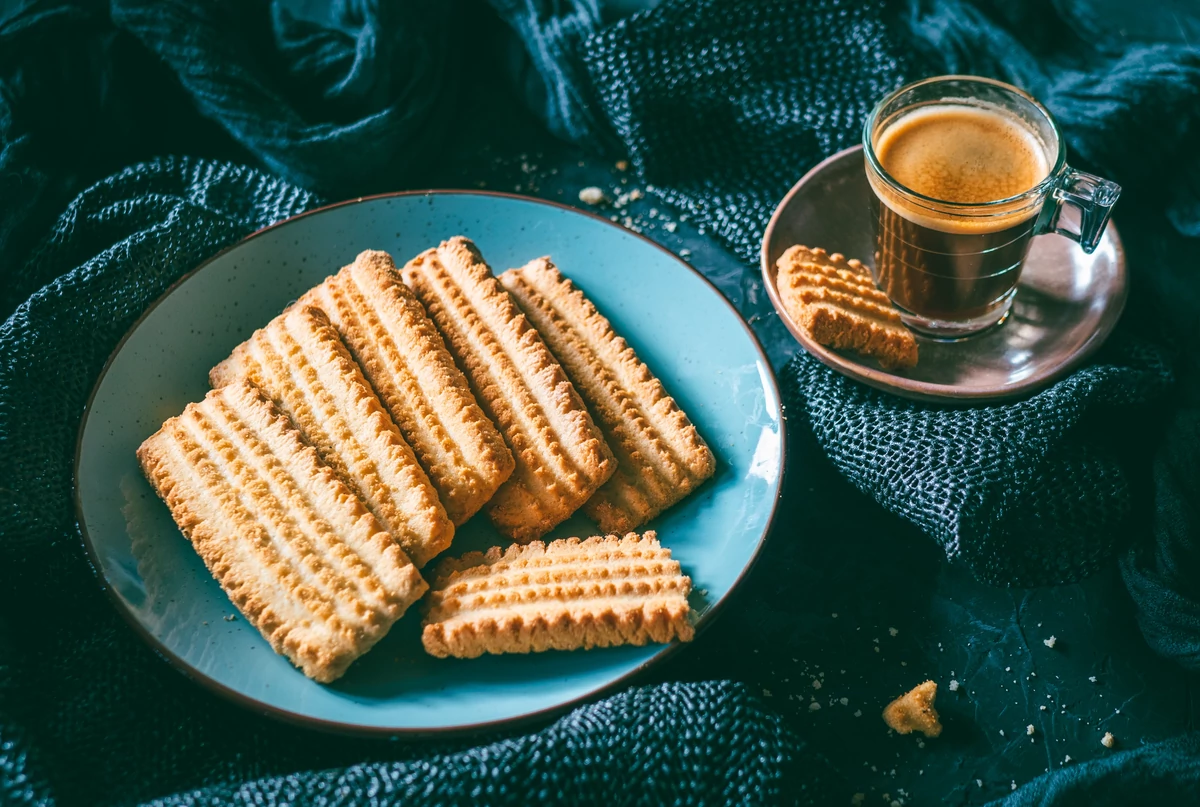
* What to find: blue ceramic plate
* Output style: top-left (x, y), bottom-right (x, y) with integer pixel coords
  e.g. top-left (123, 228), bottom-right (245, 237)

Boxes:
top-left (75, 191), bottom-right (784, 735)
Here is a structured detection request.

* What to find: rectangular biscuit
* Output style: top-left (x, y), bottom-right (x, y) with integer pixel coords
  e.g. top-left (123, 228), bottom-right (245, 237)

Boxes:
top-left (421, 531), bottom-right (693, 659)
top-left (137, 381), bottom-right (427, 683)
top-left (401, 237), bottom-right (617, 542)
top-left (500, 258), bottom-right (715, 533)
top-left (777, 245), bottom-right (918, 370)
top-left (210, 305), bottom-right (453, 567)
top-left (297, 250), bottom-right (515, 526)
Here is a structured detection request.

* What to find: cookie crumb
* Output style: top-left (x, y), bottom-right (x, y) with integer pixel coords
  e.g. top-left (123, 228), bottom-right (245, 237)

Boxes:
top-left (882, 681), bottom-right (941, 738)
top-left (1043, 635), bottom-right (1057, 648)
top-left (948, 679), bottom-right (959, 692)
top-left (578, 186), bottom-right (607, 205)
top-left (615, 160), bottom-right (629, 171)
top-left (812, 679), bottom-right (822, 690)
top-left (889, 627), bottom-right (899, 637)
top-left (1089, 676), bottom-right (1097, 683)
top-left (851, 795), bottom-right (865, 806)
top-left (1101, 732), bottom-right (1115, 749)
top-left (1026, 724), bottom-right (1036, 736)
top-left (840, 697), bottom-right (849, 706)
top-left (809, 701), bottom-right (821, 712)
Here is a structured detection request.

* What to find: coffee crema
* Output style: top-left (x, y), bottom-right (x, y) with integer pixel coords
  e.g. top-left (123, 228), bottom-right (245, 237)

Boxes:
top-left (875, 104), bottom-right (1050, 207)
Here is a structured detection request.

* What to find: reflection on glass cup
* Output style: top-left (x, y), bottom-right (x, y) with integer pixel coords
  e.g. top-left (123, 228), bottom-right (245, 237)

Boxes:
top-left (863, 75), bottom-right (1121, 339)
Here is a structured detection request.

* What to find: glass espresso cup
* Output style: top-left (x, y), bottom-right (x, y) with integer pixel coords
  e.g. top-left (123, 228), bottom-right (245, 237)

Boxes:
top-left (863, 75), bottom-right (1120, 339)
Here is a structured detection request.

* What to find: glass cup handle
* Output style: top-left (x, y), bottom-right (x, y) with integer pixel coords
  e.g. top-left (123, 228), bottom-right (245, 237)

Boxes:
top-left (1034, 167), bottom-right (1121, 253)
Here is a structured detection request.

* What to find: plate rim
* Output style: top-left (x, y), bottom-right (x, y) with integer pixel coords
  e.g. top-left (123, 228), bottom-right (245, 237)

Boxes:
top-left (73, 188), bottom-right (788, 738)
top-left (761, 145), bottom-right (1128, 403)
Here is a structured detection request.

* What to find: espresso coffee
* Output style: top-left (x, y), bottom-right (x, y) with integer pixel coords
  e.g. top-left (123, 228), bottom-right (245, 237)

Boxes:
top-left (869, 103), bottom-right (1052, 327)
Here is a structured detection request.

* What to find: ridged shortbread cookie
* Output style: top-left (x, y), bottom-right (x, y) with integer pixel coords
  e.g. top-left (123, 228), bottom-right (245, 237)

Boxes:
top-left (137, 381), bottom-right (427, 683)
top-left (777, 245), bottom-right (918, 370)
top-left (210, 305), bottom-right (453, 567)
top-left (422, 531), bottom-right (693, 658)
top-left (500, 258), bottom-right (715, 532)
top-left (402, 237), bottom-right (616, 542)
top-left (298, 250), bottom-right (514, 526)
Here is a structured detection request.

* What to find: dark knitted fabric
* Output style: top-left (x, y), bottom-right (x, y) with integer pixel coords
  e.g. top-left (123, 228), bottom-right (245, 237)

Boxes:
top-left (583, 0), bottom-right (910, 265)
top-left (784, 339), bottom-right (1173, 586)
top-left (145, 681), bottom-right (816, 807)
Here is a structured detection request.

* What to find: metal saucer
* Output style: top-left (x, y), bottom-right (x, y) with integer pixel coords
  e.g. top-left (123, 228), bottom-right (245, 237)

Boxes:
top-left (761, 146), bottom-right (1127, 403)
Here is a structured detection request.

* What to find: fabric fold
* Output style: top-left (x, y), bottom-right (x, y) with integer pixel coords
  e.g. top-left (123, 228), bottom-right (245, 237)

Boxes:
top-left (143, 681), bottom-right (820, 807)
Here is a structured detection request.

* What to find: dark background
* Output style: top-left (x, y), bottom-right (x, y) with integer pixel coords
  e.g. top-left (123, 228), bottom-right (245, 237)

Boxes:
top-left (2, 1), bottom-right (1199, 805)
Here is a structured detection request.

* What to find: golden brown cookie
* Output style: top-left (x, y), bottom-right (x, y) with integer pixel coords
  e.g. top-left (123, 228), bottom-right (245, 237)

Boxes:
top-left (402, 237), bottom-right (616, 542)
top-left (210, 305), bottom-right (453, 567)
top-left (421, 531), bottom-right (693, 658)
top-left (137, 380), bottom-right (427, 683)
top-left (500, 258), bottom-right (715, 533)
top-left (297, 250), bottom-right (515, 526)
top-left (882, 680), bottom-right (943, 738)
top-left (777, 245), bottom-right (918, 370)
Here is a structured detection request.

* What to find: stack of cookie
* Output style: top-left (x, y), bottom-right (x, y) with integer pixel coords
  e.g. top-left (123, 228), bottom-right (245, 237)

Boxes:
top-left (138, 237), bottom-right (713, 681)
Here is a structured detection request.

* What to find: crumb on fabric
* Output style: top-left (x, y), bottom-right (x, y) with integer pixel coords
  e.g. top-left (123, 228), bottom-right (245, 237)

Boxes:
top-left (948, 679), bottom-right (959, 692)
top-left (851, 795), bottom-right (865, 806)
top-left (889, 627), bottom-right (898, 637)
top-left (1101, 732), bottom-right (1116, 749)
top-left (1044, 635), bottom-right (1057, 648)
top-left (809, 701), bottom-right (821, 712)
top-left (882, 681), bottom-right (942, 738)
top-left (615, 160), bottom-right (629, 171)
top-left (1027, 725), bottom-right (1036, 736)
top-left (578, 186), bottom-right (606, 205)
